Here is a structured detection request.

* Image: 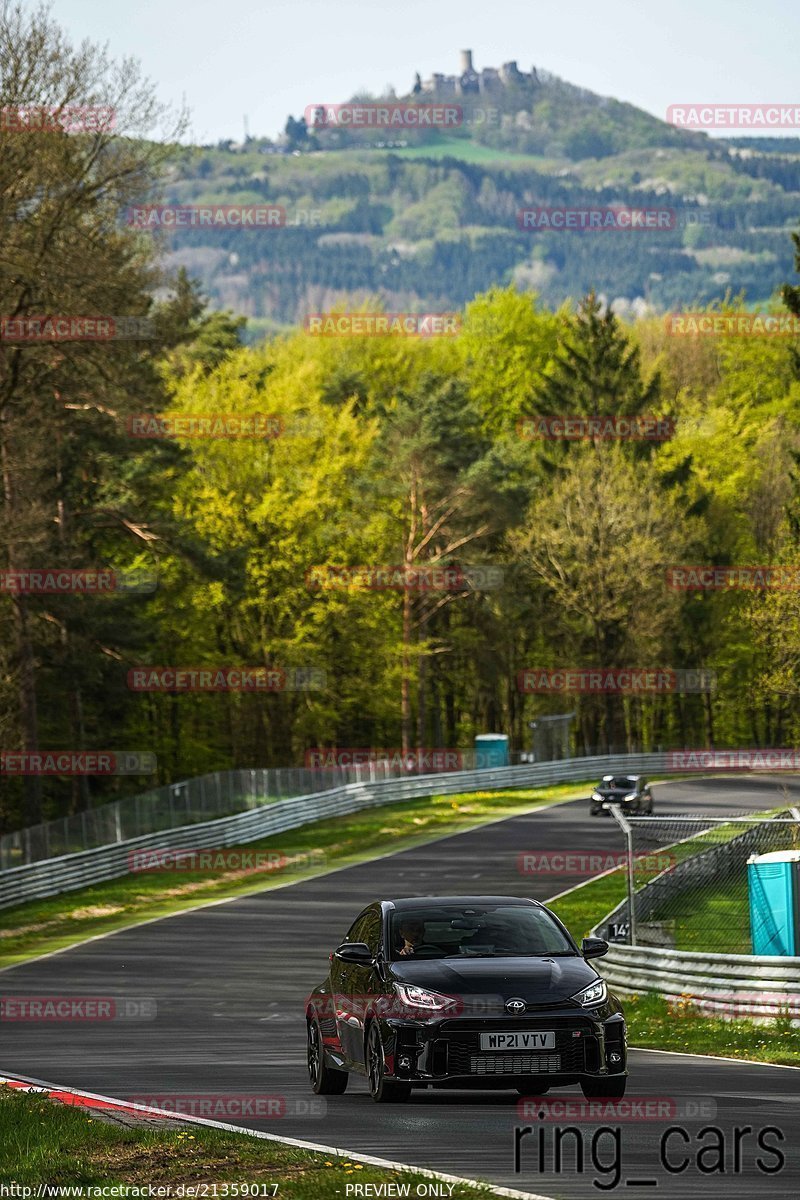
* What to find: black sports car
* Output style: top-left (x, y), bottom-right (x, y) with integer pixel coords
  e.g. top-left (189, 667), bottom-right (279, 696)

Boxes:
top-left (306, 895), bottom-right (627, 1103)
top-left (590, 774), bottom-right (653, 816)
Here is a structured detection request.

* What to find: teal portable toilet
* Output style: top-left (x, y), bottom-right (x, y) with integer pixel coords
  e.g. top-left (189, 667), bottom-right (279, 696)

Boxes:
top-left (748, 850), bottom-right (800, 956)
top-left (475, 734), bottom-right (509, 769)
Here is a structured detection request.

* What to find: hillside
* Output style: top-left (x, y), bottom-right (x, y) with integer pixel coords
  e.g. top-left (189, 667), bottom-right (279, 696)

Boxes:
top-left (150, 57), bottom-right (800, 337)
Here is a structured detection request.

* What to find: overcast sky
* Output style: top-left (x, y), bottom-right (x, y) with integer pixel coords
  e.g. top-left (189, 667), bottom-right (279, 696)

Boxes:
top-left (50, 0), bottom-right (800, 144)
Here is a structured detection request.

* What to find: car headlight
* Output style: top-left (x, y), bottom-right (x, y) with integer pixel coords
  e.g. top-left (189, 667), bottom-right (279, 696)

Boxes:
top-left (591, 792), bottom-right (602, 801)
top-left (572, 978), bottom-right (607, 1007)
top-left (624, 792), bottom-right (637, 801)
top-left (393, 983), bottom-right (458, 1012)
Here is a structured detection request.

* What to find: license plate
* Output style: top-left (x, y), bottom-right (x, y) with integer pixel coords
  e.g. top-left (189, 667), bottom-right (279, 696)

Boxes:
top-left (480, 1031), bottom-right (555, 1051)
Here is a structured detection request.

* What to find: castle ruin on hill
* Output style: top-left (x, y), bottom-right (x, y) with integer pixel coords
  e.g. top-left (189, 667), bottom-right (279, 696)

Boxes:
top-left (412, 50), bottom-right (539, 97)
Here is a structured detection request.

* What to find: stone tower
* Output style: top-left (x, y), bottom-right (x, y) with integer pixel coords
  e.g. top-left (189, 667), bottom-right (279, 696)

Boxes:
top-left (460, 49), bottom-right (474, 74)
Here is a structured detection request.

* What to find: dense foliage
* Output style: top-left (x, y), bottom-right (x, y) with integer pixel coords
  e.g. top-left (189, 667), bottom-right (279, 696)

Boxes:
top-left (3, 4), bottom-right (800, 834)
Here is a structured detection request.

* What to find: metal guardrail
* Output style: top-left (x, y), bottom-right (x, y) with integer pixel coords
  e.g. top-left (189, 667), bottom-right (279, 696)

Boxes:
top-left (0, 752), bottom-right (668, 910)
top-left (596, 942), bottom-right (800, 1019)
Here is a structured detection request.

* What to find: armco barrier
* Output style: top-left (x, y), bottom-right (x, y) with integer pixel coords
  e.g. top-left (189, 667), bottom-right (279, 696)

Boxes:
top-left (0, 753), bottom-right (668, 909)
top-left (596, 942), bottom-right (800, 1020)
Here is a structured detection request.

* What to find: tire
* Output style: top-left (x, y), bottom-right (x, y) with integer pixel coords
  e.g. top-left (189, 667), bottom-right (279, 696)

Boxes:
top-left (580, 1075), bottom-right (626, 1100)
top-left (307, 1019), bottom-right (348, 1095)
top-left (366, 1023), bottom-right (411, 1103)
top-left (590, 807), bottom-right (600, 817)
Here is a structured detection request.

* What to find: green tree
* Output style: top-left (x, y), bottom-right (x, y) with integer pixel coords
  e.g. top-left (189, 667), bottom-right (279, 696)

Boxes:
top-left (0, 2), bottom-right (187, 823)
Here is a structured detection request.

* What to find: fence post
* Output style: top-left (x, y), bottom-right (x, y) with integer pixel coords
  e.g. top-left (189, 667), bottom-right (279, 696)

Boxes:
top-left (609, 805), bottom-right (637, 946)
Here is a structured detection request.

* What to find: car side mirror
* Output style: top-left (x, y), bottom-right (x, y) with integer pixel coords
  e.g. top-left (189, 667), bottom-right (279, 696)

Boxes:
top-left (334, 941), bottom-right (374, 964)
top-left (581, 937), bottom-right (609, 960)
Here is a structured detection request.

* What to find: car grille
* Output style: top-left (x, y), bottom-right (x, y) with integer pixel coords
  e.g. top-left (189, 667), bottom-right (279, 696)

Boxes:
top-left (470, 1053), bottom-right (562, 1075)
top-left (438, 1030), bottom-right (588, 1076)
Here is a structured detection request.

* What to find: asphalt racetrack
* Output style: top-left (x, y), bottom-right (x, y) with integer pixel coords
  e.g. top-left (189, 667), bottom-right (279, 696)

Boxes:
top-left (2, 776), bottom-right (799, 1198)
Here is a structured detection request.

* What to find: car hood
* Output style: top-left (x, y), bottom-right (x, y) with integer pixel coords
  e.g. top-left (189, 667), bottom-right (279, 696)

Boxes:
top-left (389, 955), bottom-right (596, 1006)
top-left (596, 789), bottom-right (632, 800)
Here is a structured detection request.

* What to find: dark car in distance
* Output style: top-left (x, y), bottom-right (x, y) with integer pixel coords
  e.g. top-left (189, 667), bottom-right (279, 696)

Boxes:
top-left (590, 774), bottom-right (653, 816)
top-left (306, 895), bottom-right (627, 1103)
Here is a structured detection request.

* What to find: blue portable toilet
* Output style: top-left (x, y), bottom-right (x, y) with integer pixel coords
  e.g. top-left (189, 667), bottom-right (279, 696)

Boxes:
top-left (748, 850), bottom-right (800, 956)
top-left (475, 734), bottom-right (509, 769)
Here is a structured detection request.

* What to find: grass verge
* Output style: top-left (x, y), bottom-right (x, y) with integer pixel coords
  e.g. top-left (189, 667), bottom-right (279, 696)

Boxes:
top-left (548, 860), bottom-right (800, 1066)
top-left (0, 782), bottom-right (587, 968)
top-left (0, 1086), bottom-right (501, 1195)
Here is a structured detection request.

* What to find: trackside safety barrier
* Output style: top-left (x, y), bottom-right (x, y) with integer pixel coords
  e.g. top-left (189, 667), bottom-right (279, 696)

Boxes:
top-left (0, 753), bottom-right (668, 909)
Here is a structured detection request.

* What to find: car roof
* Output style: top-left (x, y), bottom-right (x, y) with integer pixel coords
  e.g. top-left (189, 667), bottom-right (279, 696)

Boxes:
top-left (602, 774), bottom-right (640, 781)
top-left (380, 895), bottom-right (543, 911)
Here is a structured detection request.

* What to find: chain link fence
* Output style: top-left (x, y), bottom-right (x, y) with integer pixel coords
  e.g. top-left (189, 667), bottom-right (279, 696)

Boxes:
top-left (0, 749), bottom-right (549, 870)
top-left (0, 762), bottom-right (426, 870)
top-left (597, 808), bottom-right (800, 954)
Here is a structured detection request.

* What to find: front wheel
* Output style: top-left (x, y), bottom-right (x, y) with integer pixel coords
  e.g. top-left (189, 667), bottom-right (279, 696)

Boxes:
top-left (581, 1075), bottom-right (626, 1100)
top-left (366, 1023), bottom-right (411, 1103)
top-left (307, 1019), bottom-right (348, 1094)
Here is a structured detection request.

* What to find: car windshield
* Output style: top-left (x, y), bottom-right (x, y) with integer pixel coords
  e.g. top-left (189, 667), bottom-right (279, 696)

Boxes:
top-left (602, 777), bottom-right (637, 790)
top-left (389, 903), bottom-right (574, 961)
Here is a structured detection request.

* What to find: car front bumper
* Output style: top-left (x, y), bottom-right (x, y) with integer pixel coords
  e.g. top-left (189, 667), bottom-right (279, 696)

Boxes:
top-left (377, 1007), bottom-right (627, 1085)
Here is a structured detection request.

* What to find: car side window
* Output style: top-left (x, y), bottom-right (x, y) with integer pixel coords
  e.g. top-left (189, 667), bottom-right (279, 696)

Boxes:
top-left (341, 909), bottom-right (381, 956)
top-left (343, 913), bottom-right (369, 944)
top-left (359, 911), bottom-right (382, 957)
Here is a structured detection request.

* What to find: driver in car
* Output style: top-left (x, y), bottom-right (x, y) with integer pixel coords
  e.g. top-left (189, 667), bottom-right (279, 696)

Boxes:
top-left (397, 917), bottom-right (426, 956)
